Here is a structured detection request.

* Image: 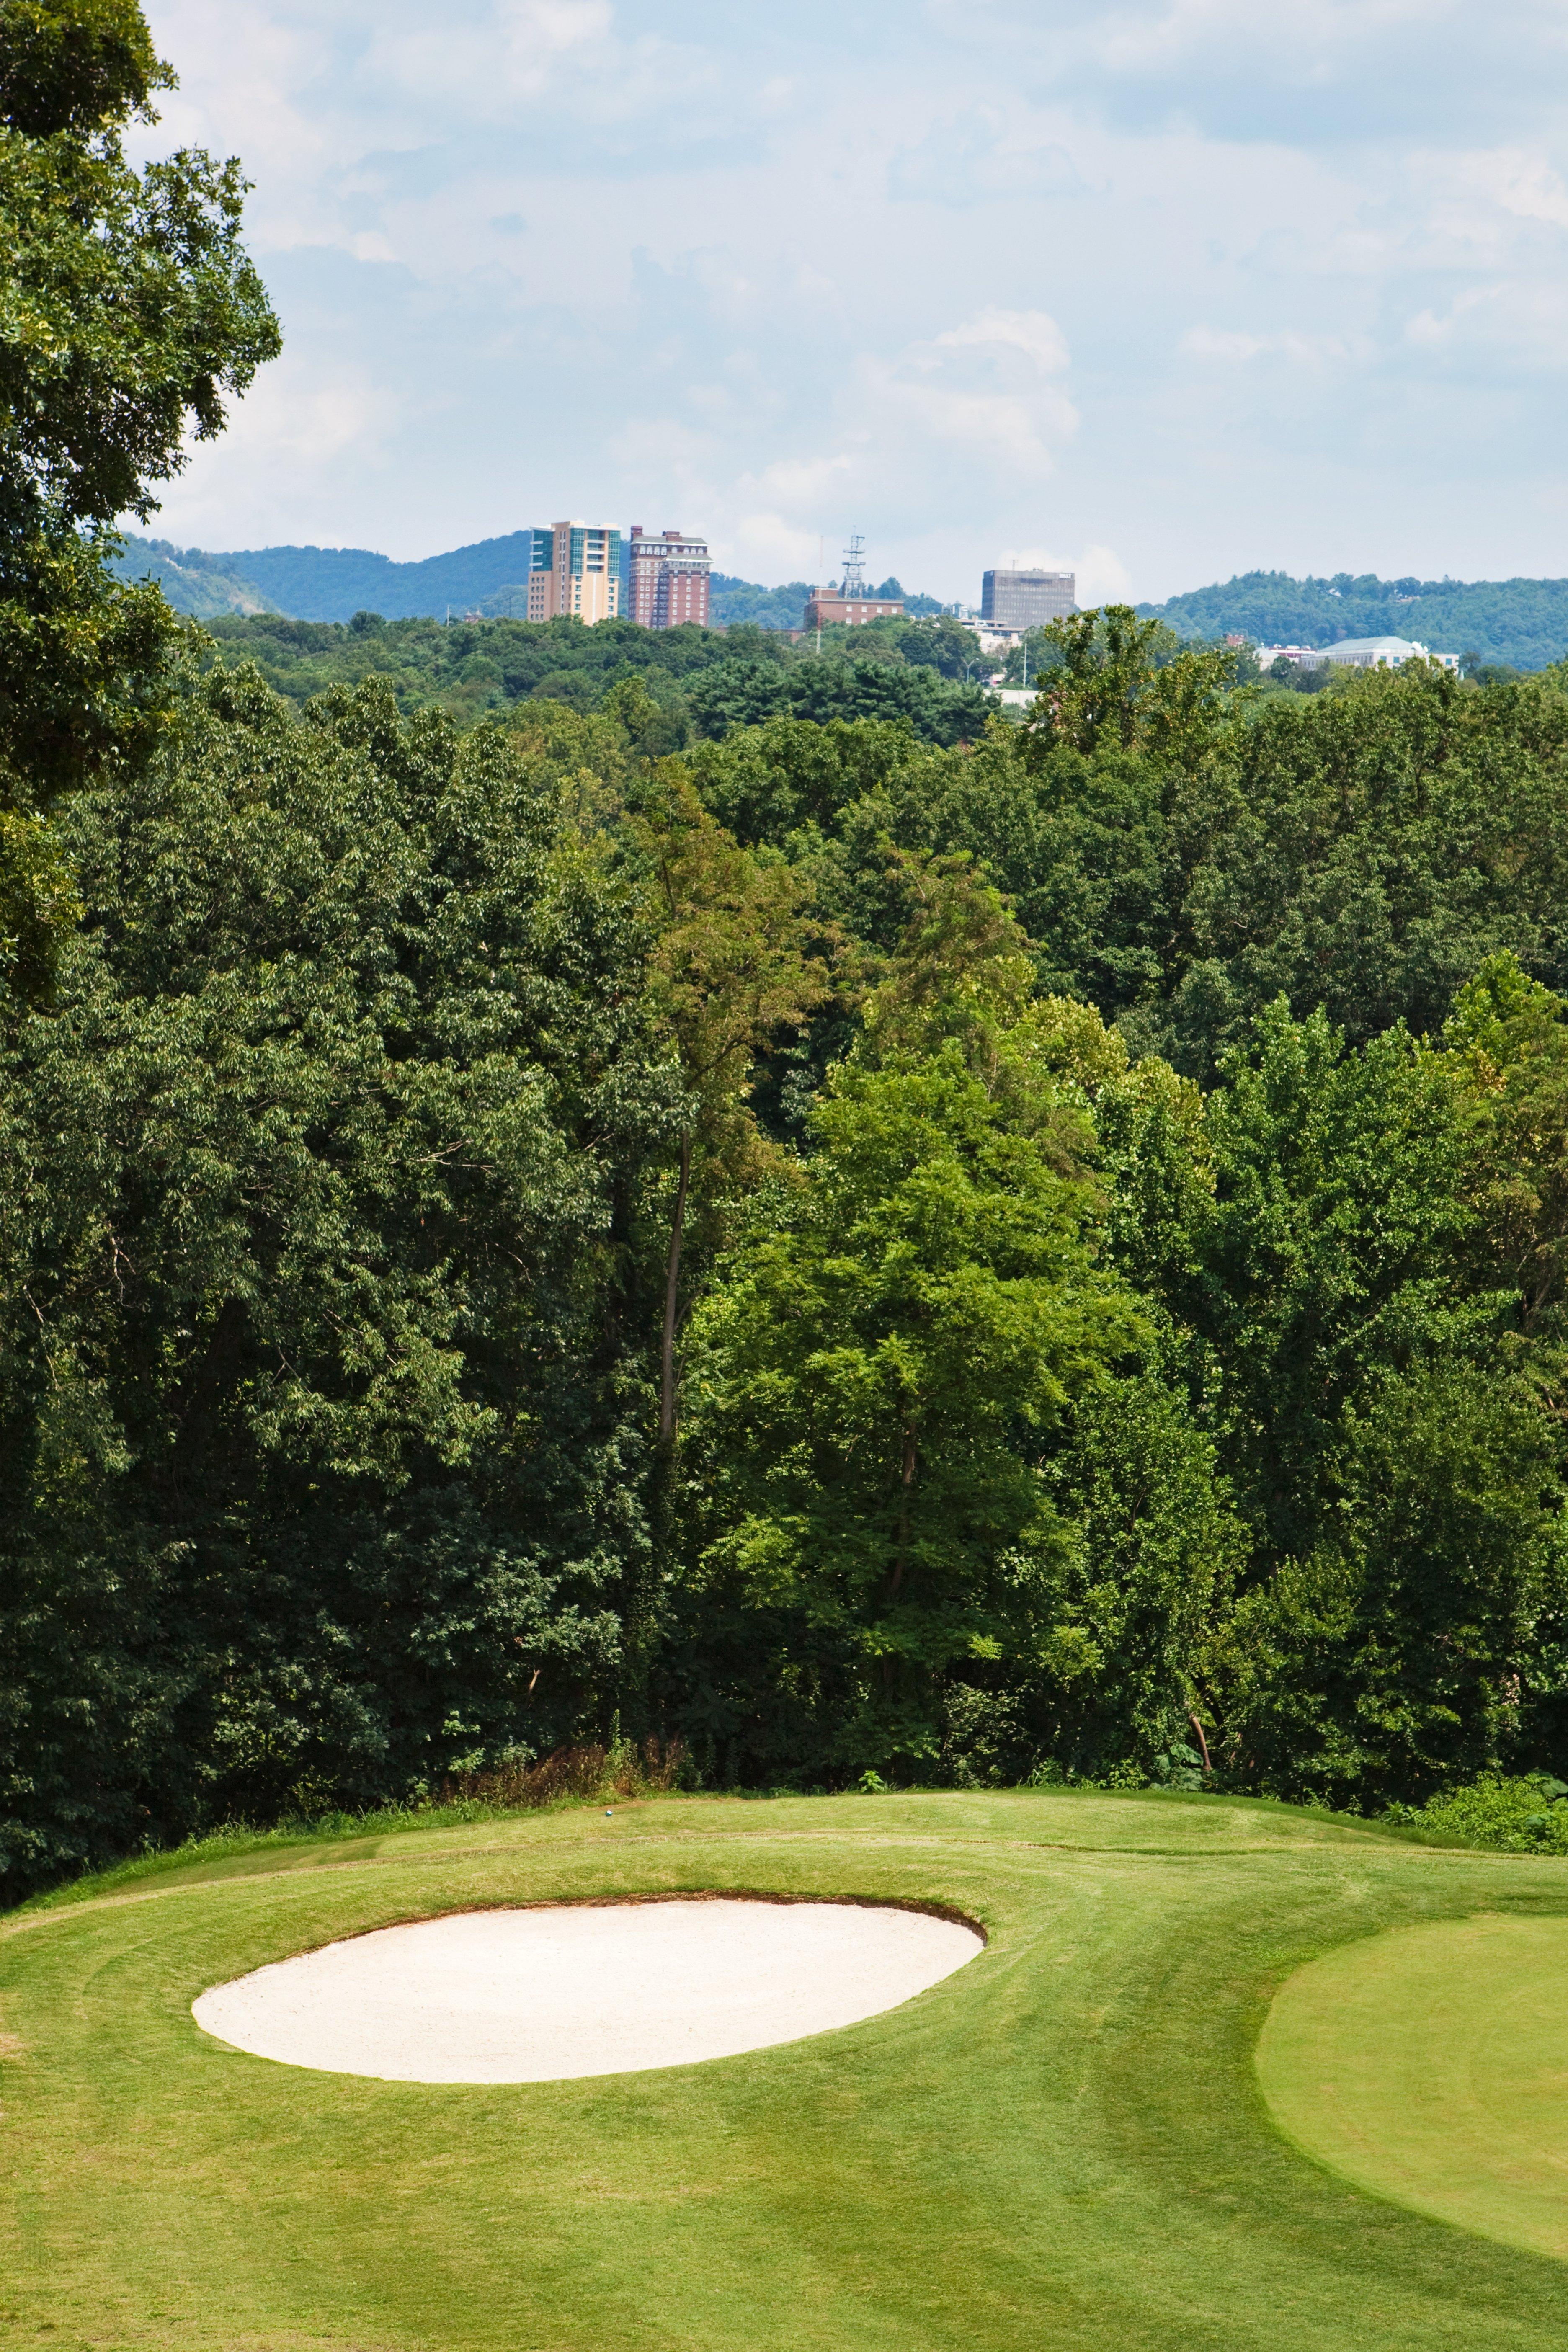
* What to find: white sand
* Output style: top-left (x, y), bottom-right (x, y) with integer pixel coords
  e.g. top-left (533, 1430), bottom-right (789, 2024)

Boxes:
top-left (191, 1898), bottom-right (983, 2083)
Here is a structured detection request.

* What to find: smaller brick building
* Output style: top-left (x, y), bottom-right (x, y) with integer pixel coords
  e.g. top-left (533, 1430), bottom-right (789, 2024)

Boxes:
top-left (803, 586), bottom-right (905, 628)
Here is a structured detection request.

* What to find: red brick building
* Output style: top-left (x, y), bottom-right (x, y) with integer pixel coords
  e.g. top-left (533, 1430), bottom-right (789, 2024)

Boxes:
top-left (627, 527), bottom-right (711, 629)
top-left (804, 538), bottom-right (903, 629)
top-left (803, 587), bottom-right (905, 628)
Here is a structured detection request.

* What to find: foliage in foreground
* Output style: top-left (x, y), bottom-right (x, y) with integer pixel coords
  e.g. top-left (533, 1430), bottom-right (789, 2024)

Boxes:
top-left (0, 672), bottom-right (670, 1886)
top-left (0, 0), bottom-right (278, 1000)
top-left (10, 602), bottom-right (1568, 1892)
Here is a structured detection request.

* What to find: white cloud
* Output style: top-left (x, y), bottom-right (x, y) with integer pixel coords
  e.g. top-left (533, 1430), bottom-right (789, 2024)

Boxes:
top-left (130, 0), bottom-right (1568, 601)
top-left (1180, 325), bottom-right (1360, 366)
top-left (1079, 0), bottom-right (1434, 75)
top-left (890, 106), bottom-right (1085, 207)
top-left (367, 0), bottom-right (716, 134)
top-left (746, 454), bottom-right (857, 511)
top-left (373, 1), bottom-right (604, 112)
top-left (932, 308), bottom-right (1073, 376)
top-left (152, 353), bottom-right (404, 548)
top-left (852, 309), bottom-right (1078, 487)
top-left (931, 0), bottom-right (1566, 148)
top-left (1004, 542), bottom-right (1132, 606)
top-left (1405, 280), bottom-right (1568, 370)
top-left (1485, 150), bottom-right (1568, 227)
top-left (719, 513), bottom-right (825, 580)
top-left (1403, 289), bottom-right (1495, 348)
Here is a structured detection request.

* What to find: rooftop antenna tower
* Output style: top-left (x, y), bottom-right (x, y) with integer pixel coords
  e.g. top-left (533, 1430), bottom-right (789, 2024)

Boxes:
top-left (842, 533), bottom-right (867, 598)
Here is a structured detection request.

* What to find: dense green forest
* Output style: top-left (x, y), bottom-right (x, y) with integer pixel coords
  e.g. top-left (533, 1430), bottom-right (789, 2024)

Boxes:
top-left (10, 1), bottom-right (1568, 1903)
top-left (1142, 569), bottom-right (1568, 672)
top-left (10, 614), bottom-right (1568, 1894)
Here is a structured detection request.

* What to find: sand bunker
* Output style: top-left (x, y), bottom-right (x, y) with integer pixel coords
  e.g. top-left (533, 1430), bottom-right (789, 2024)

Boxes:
top-left (192, 1897), bottom-right (983, 2083)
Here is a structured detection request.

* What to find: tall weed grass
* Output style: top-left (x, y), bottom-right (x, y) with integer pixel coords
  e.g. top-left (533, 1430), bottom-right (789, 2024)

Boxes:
top-left (439, 1737), bottom-right (686, 1809)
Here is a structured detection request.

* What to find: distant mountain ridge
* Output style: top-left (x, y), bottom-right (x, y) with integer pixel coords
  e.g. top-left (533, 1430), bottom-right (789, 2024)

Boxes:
top-left (114, 531), bottom-right (544, 624)
top-left (113, 539), bottom-right (281, 619)
top-left (1138, 570), bottom-right (1568, 672)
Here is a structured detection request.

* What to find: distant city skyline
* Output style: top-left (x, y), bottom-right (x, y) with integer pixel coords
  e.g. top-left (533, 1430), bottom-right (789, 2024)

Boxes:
top-left (131, 1), bottom-right (1568, 604)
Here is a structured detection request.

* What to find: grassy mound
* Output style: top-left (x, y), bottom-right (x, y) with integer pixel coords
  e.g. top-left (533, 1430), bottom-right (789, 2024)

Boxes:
top-left (4, 1788), bottom-right (1568, 2351)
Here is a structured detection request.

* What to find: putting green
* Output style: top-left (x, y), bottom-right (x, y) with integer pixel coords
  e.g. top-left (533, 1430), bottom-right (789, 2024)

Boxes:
top-left (7, 1789), bottom-right (1568, 2351)
top-left (1258, 1912), bottom-right (1568, 2260)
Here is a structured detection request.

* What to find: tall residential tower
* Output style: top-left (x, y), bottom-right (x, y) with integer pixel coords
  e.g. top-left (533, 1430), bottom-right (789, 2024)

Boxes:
top-left (627, 526), bottom-right (711, 629)
top-left (526, 522), bottom-right (621, 623)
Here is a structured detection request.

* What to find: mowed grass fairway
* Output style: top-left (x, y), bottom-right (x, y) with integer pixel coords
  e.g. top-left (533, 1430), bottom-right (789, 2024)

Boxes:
top-left (6, 1789), bottom-right (1568, 2352)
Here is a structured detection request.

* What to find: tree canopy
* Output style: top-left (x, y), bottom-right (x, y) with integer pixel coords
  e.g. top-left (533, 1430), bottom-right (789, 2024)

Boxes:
top-left (7, 623), bottom-right (1568, 1891)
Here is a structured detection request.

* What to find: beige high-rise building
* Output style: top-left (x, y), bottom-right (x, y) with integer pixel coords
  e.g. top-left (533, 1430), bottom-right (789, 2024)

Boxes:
top-left (525, 522), bottom-right (621, 623)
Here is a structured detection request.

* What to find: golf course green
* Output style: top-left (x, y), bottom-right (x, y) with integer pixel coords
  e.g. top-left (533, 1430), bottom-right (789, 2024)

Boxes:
top-left (6, 1786), bottom-right (1568, 2351)
top-left (1259, 1911), bottom-right (1568, 2263)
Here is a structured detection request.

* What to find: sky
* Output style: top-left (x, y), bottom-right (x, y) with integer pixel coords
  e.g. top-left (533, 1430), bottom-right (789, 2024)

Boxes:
top-left (130, 0), bottom-right (1568, 604)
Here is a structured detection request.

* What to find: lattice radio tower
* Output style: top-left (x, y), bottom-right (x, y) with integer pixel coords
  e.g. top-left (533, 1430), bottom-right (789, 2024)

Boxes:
top-left (841, 533), bottom-right (867, 596)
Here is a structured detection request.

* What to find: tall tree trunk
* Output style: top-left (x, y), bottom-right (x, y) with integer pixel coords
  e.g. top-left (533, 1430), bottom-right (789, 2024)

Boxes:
top-left (660, 1134), bottom-right (691, 1443)
top-left (635, 1135), bottom-right (693, 1742)
top-left (887, 1426), bottom-right (916, 1599)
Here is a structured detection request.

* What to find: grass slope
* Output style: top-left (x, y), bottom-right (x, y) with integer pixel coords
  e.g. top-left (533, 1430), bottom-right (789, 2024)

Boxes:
top-left (5, 1788), bottom-right (1568, 2352)
top-left (109, 537), bottom-right (281, 619)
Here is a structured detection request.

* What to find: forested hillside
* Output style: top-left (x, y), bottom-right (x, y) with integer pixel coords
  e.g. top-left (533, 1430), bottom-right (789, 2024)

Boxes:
top-left (115, 529), bottom-right (545, 623)
top-left (109, 539), bottom-right (279, 618)
top-left (708, 573), bottom-right (812, 630)
top-left (1142, 569), bottom-right (1568, 671)
top-left (10, 607), bottom-right (1568, 1895)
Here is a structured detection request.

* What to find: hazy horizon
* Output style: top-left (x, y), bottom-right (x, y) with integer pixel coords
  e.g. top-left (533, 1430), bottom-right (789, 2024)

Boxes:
top-left (130, 2), bottom-right (1568, 606)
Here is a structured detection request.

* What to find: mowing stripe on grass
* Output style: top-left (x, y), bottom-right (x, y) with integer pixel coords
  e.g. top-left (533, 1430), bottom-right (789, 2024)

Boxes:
top-left (7, 1790), bottom-right (1568, 2352)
